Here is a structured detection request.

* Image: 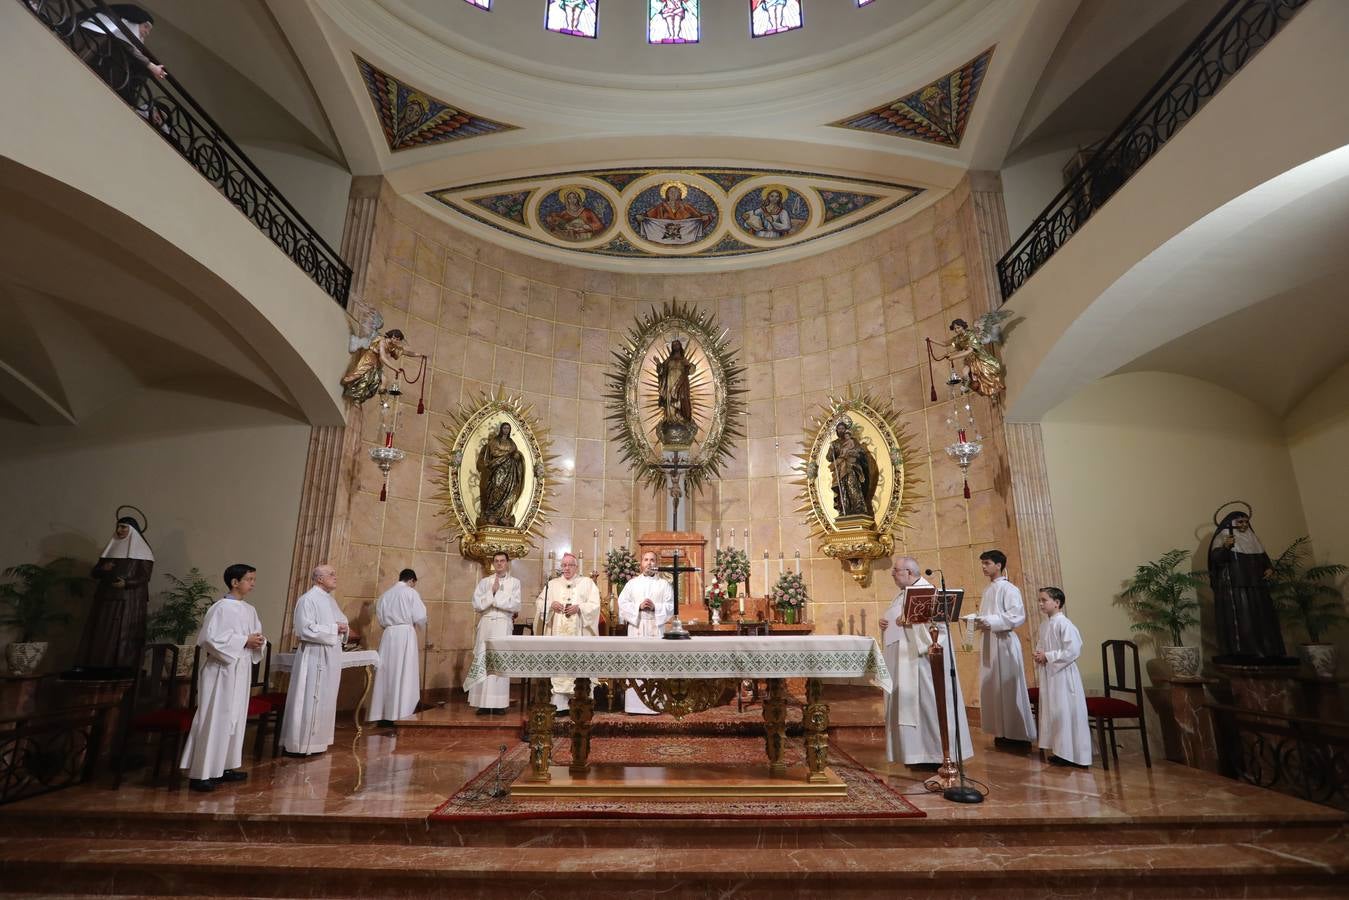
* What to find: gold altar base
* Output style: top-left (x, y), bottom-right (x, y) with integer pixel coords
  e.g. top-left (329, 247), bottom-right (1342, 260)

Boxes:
top-left (510, 763), bottom-right (846, 798)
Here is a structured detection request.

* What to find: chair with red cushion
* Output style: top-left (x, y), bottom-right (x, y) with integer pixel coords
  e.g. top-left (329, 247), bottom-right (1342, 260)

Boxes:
top-left (1085, 639), bottom-right (1151, 770)
top-left (119, 642), bottom-right (197, 789)
top-left (251, 642), bottom-right (285, 759)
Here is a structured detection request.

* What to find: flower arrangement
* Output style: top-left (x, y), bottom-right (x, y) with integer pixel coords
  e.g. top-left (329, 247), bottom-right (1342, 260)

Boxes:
top-left (705, 579), bottom-right (728, 610)
top-left (605, 546), bottom-right (640, 592)
top-left (772, 571), bottom-right (808, 611)
top-left (713, 548), bottom-right (750, 589)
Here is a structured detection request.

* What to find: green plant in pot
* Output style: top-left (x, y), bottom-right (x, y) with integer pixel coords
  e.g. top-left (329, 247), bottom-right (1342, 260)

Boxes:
top-left (1268, 537), bottom-right (1348, 680)
top-left (0, 558), bottom-right (83, 675)
top-left (1121, 549), bottom-right (1206, 677)
top-left (146, 569), bottom-right (215, 676)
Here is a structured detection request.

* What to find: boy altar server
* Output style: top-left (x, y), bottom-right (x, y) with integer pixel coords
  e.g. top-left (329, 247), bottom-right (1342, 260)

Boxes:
top-left (280, 564), bottom-right (348, 756)
top-left (1033, 587), bottom-right (1093, 767)
top-left (535, 552), bottom-right (601, 712)
top-left (972, 550), bottom-right (1037, 746)
top-left (617, 550), bottom-right (673, 714)
top-left (179, 564), bottom-right (266, 792)
top-left (467, 552), bottom-right (521, 714)
top-left (368, 568), bottom-right (427, 725)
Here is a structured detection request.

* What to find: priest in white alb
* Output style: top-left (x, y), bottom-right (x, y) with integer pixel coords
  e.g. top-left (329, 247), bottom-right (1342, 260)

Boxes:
top-left (179, 563), bottom-right (266, 792)
top-left (467, 551), bottom-right (521, 714)
top-left (1033, 587), bottom-right (1093, 767)
top-left (973, 549), bottom-right (1037, 745)
top-left (367, 568), bottom-right (426, 725)
top-left (617, 550), bottom-right (673, 715)
top-left (879, 556), bottom-right (972, 767)
top-left (534, 552), bottom-right (601, 712)
top-left (280, 564), bottom-right (348, 756)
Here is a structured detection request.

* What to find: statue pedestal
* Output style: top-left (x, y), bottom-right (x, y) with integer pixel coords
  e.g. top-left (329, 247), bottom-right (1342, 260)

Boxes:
top-left (638, 532), bottom-right (708, 612)
top-left (1146, 676), bottom-right (1219, 771)
top-left (1214, 662), bottom-right (1302, 716)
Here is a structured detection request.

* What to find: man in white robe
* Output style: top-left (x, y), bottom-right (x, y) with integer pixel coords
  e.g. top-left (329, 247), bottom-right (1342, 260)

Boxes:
top-left (280, 564), bottom-right (348, 756)
top-left (879, 557), bottom-right (972, 767)
top-left (973, 550), bottom-right (1037, 745)
top-left (1033, 587), bottom-right (1093, 767)
top-left (617, 551), bottom-right (674, 715)
top-left (534, 552), bottom-right (601, 712)
top-left (179, 564), bottom-right (266, 792)
top-left (467, 552), bottom-right (521, 714)
top-left (368, 568), bottom-right (427, 725)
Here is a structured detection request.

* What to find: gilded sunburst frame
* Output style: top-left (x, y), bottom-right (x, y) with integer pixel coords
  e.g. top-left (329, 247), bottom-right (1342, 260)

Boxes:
top-left (795, 389), bottom-right (920, 587)
top-left (434, 388), bottom-right (557, 565)
top-left (605, 301), bottom-right (746, 495)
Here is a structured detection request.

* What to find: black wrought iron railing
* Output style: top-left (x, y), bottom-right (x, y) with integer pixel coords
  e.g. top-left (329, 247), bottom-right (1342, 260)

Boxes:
top-left (0, 703), bottom-right (113, 805)
top-left (1210, 703), bottom-right (1349, 812)
top-left (996, 0), bottom-right (1311, 301)
top-left (18, 0), bottom-right (351, 307)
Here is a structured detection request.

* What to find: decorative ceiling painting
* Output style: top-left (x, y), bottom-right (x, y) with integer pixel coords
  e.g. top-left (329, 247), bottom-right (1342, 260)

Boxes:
top-left (355, 56), bottom-right (517, 152)
top-left (830, 47), bottom-right (994, 148)
top-left (427, 168), bottom-right (923, 259)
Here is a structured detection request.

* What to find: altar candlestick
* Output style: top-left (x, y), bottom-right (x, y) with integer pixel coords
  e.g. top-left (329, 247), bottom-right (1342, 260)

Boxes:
top-left (592, 529), bottom-right (599, 566)
top-left (715, 528), bottom-right (721, 551)
top-left (744, 528), bottom-right (750, 555)
top-left (795, 550), bottom-right (801, 574)
top-left (763, 551), bottom-right (770, 594)
top-left (625, 528), bottom-right (631, 548)
top-left (608, 528), bottom-right (613, 553)
top-left (779, 552), bottom-right (784, 575)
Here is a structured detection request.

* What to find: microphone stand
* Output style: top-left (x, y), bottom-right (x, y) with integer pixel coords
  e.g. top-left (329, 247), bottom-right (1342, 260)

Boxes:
top-left (930, 568), bottom-right (982, 804)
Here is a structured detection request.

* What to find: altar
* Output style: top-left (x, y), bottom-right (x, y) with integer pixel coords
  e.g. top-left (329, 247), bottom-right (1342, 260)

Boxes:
top-left (482, 634), bottom-right (890, 797)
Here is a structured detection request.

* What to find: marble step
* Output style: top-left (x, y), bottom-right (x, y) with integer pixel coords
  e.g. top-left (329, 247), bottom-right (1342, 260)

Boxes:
top-left (0, 837), bottom-right (1345, 898)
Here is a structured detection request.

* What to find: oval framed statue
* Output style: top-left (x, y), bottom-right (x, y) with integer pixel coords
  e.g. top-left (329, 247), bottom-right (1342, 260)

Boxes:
top-left (434, 389), bottom-right (556, 563)
top-left (796, 390), bottom-right (918, 586)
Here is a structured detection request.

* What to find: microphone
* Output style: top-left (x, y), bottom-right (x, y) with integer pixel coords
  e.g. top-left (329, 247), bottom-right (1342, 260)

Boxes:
top-left (925, 568), bottom-right (941, 576)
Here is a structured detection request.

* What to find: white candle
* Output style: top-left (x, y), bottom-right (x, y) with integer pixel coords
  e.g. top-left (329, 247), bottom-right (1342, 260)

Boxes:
top-left (763, 551), bottom-right (769, 593)
top-left (795, 550), bottom-right (801, 574)
top-left (779, 552), bottom-right (784, 574)
top-left (744, 528), bottom-right (750, 555)
top-left (738, 593), bottom-right (745, 616)
top-left (592, 529), bottom-right (599, 566)
top-left (608, 528), bottom-right (613, 553)
top-left (625, 528), bottom-right (631, 548)
top-left (715, 528), bottom-right (721, 551)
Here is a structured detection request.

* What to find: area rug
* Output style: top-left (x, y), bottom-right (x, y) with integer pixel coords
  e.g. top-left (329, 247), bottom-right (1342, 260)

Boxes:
top-left (429, 736), bottom-right (925, 821)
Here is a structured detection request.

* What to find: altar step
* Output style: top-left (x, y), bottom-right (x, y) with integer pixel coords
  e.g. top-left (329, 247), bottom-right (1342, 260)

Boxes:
top-left (0, 833), bottom-right (1345, 898)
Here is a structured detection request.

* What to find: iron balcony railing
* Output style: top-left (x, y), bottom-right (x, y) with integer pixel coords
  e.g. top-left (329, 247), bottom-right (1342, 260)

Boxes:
top-left (18, 0), bottom-right (351, 307)
top-left (996, 0), bottom-right (1311, 302)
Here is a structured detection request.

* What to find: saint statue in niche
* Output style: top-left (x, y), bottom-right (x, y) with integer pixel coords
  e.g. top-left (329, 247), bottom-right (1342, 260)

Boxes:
top-left (476, 422), bottom-right (526, 528)
top-left (1207, 504), bottom-right (1290, 662)
top-left (826, 417), bottom-right (877, 521)
top-left (654, 338), bottom-right (697, 447)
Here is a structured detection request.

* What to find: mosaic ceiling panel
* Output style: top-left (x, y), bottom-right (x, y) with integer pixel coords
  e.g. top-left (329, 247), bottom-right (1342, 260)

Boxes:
top-left (427, 168), bottom-right (923, 259)
top-left (830, 48), bottom-right (994, 147)
top-left (355, 56), bottom-right (517, 152)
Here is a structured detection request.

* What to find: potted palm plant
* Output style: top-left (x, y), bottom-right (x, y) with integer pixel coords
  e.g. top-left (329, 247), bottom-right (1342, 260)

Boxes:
top-left (145, 569), bottom-right (215, 676)
top-left (0, 558), bottom-right (84, 675)
top-left (1121, 549), bottom-right (1206, 677)
top-left (1268, 537), bottom-right (1347, 679)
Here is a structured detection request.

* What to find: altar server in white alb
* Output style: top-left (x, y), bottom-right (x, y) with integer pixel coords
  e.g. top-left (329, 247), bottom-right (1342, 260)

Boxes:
top-left (179, 564), bottom-right (266, 792)
top-left (617, 550), bottom-right (674, 715)
top-left (972, 549), bottom-right (1037, 745)
top-left (368, 568), bottom-right (427, 725)
top-left (468, 552), bottom-right (521, 714)
top-left (879, 556), bottom-right (972, 767)
top-left (535, 552), bottom-right (601, 712)
top-left (1033, 587), bottom-right (1092, 767)
top-left (280, 564), bottom-right (348, 756)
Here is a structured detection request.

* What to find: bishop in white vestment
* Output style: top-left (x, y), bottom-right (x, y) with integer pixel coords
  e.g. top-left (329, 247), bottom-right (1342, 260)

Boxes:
top-left (880, 558), bottom-right (972, 765)
top-left (280, 565), bottom-right (348, 755)
top-left (617, 551), bottom-right (673, 715)
top-left (367, 569), bottom-right (427, 723)
top-left (973, 551), bottom-right (1037, 743)
top-left (1033, 588), bottom-right (1093, 766)
top-left (534, 553), bottom-right (601, 710)
top-left (179, 565), bottom-right (266, 790)
top-left (467, 552), bottom-right (521, 712)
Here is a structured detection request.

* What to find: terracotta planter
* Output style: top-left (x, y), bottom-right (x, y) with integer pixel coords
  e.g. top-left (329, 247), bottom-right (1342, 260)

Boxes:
top-left (1162, 645), bottom-right (1200, 678)
top-left (5, 641), bottom-right (47, 676)
top-left (1299, 642), bottom-right (1337, 680)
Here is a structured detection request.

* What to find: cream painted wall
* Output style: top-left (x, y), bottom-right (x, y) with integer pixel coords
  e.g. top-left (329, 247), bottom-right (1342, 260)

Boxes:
top-left (0, 389), bottom-right (311, 669)
top-left (238, 141), bottom-right (352, 249)
top-left (1042, 372), bottom-right (1308, 687)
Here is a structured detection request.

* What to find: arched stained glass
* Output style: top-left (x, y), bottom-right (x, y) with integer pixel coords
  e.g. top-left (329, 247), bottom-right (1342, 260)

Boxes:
top-left (649, 0), bottom-right (699, 44)
top-left (546, 0), bottom-right (598, 38)
top-left (462, 0), bottom-right (491, 9)
top-left (857, 0), bottom-right (876, 6)
top-left (750, 0), bottom-right (802, 38)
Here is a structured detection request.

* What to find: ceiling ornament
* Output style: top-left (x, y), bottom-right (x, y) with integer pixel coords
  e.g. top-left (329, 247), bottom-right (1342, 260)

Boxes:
top-left (428, 168), bottom-right (922, 260)
top-left (830, 47), bottom-right (995, 147)
top-left (355, 55), bottom-right (518, 152)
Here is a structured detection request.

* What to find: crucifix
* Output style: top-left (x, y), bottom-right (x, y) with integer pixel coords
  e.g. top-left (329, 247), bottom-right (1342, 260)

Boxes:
top-left (655, 451), bottom-right (693, 532)
top-left (657, 547), bottom-right (697, 640)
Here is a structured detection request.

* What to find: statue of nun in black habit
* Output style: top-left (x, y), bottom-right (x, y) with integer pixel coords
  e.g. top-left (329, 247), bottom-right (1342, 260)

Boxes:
top-left (1207, 504), bottom-right (1291, 663)
top-left (77, 508), bottom-right (155, 674)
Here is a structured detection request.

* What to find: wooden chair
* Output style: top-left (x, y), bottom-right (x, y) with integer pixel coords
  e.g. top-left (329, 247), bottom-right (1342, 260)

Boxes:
top-left (736, 620), bottom-right (770, 711)
top-left (251, 643), bottom-right (285, 759)
top-left (1086, 639), bottom-right (1151, 770)
top-left (120, 643), bottom-right (195, 789)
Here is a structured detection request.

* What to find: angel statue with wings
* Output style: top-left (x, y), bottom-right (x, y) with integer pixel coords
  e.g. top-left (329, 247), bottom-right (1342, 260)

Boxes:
top-left (930, 310), bottom-right (1013, 401)
top-left (340, 300), bottom-right (425, 405)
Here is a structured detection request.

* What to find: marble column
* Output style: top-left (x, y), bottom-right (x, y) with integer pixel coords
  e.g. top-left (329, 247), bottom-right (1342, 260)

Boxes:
top-left (1147, 676), bottom-right (1220, 771)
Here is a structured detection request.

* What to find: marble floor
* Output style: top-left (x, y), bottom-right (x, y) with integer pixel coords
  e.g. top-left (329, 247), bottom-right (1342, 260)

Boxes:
top-left (1, 692), bottom-right (1346, 898)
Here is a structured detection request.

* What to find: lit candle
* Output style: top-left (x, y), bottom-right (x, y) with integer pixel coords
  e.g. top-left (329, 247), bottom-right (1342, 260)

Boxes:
top-left (795, 550), bottom-right (801, 575)
top-left (592, 529), bottom-right (599, 567)
top-left (738, 592), bottom-right (745, 616)
top-left (715, 528), bottom-right (721, 551)
top-left (763, 551), bottom-right (770, 593)
top-left (608, 528), bottom-right (614, 553)
top-left (779, 552), bottom-right (784, 575)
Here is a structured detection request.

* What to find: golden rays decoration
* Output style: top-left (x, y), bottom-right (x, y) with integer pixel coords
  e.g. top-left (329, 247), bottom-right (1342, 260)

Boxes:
top-left (604, 301), bottom-right (746, 495)
top-left (433, 387), bottom-right (557, 565)
top-left (795, 388), bottom-right (921, 587)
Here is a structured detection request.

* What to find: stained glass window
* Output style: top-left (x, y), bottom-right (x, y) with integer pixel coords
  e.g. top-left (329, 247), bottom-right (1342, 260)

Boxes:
top-left (546, 0), bottom-right (598, 38)
top-left (750, 0), bottom-right (802, 37)
top-left (462, 0), bottom-right (491, 9)
top-left (857, 0), bottom-right (875, 6)
top-left (649, 0), bottom-right (699, 44)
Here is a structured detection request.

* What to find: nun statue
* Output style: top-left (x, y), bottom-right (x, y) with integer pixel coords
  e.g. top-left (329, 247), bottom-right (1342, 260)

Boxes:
top-left (78, 507), bottom-right (155, 673)
top-left (1207, 503), bottom-right (1289, 663)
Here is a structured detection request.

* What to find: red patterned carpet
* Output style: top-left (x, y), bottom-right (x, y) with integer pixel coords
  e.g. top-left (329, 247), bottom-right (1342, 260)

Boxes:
top-left (431, 736), bottom-right (924, 821)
